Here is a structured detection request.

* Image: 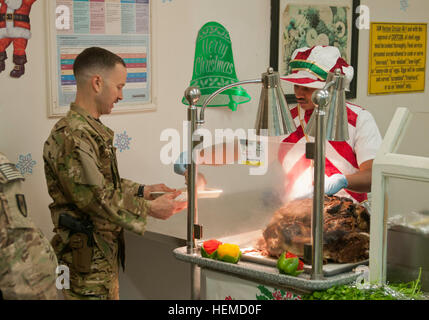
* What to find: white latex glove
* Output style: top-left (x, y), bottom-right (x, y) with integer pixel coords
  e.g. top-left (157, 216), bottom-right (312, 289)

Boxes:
top-left (174, 151), bottom-right (187, 175)
top-left (325, 174), bottom-right (348, 195)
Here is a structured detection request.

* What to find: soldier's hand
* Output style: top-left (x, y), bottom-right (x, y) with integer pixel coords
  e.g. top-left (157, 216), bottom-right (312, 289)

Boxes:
top-left (144, 183), bottom-right (176, 200)
top-left (148, 191), bottom-right (187, 220)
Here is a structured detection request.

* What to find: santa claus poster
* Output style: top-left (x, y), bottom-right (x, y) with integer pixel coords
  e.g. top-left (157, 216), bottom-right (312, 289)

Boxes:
top-left (0, 0), bottom-right (37, 78)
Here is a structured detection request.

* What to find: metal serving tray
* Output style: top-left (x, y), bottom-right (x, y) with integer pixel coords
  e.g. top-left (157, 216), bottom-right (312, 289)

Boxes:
top-left (209, 230), bottom-right (368, 277)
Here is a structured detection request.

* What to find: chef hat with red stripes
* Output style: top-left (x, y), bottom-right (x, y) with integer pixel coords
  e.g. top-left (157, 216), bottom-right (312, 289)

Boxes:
top-left (281, 46), bottom-right (354, 90)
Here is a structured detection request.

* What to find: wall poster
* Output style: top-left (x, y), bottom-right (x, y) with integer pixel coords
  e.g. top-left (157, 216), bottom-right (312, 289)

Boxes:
top-left (46, 0), bottom-right (156, 117)
top-left (0, 0), bottom-right (38, 79)
top-left (368, 22), bottom-right (427, 95)
top-left (270, 0), bottom-right (360, 103)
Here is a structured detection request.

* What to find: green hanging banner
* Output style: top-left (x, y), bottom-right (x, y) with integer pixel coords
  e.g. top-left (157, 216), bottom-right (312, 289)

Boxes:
top-left (182, 21), bottom-right (251, 111)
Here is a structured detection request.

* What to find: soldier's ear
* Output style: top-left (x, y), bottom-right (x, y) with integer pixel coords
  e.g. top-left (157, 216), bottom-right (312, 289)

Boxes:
top-left (91, 74), bottom-right (103, 93)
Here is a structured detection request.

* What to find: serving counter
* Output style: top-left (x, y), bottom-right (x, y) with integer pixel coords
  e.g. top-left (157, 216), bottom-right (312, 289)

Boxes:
top-left (168, 140), bottom-right (369, 300)
top-left (173, 229), bottom-right (364, 300)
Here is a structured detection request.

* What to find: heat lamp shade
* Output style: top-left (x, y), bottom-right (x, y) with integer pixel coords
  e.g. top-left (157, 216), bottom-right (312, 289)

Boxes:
top-left (254, 69), bottom-right (296, 136)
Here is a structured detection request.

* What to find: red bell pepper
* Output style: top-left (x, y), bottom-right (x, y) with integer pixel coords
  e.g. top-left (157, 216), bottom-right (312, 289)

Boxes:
top-left (285, 252), bottom-right (304, 270)
top-left (201, 239), bottom-right (222, 259)
top-left (277, 251), bottom-right (305, 276)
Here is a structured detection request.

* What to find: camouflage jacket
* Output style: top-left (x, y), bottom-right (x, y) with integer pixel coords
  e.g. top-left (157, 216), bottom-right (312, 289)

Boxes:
top-left (0, 152), bottom-right (58, 300)
top-left (43, 103), bottom-right (150, 266)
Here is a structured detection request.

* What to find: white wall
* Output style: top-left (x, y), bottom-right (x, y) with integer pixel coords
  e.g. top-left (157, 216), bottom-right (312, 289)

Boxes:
top-left (359, 0), bottom-right (429, 130)
top-left (1, 0), bottom-right (428, 299)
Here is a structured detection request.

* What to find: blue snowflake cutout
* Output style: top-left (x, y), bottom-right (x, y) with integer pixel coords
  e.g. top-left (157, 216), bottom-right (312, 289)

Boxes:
top-left (114, 131), bottom-right (132, 152)
top-left (16, 153), bottom-right (36, 175)
top-left (162, 0), bottom-right (172, 3)
top-left (400, 0), bottom-right (409, 11)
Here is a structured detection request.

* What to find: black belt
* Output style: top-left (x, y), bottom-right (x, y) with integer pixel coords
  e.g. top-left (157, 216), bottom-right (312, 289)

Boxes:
top-left (0, 13), bottom-right (30, 23)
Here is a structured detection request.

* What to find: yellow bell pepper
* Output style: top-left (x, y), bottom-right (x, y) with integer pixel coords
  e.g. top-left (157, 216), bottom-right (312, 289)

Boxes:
top-left (216, 243), bottom-right (242, 264)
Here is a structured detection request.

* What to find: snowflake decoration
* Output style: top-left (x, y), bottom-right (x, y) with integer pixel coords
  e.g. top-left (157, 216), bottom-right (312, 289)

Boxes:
top-left (16, 153), bottom-right (36, 175)
top-left (114, 131), bottom-right (132, 152)
top-left (400, 0), bottom-right (409, 11)
top-left (162, 0), bottom-right (172, 3)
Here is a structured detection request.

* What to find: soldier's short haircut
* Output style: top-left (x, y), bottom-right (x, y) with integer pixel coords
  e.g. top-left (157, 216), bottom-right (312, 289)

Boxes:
top-left (73, 47), bottom-right (126, 80)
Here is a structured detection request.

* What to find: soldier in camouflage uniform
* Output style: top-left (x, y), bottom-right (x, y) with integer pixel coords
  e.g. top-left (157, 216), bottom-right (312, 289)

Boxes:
top-left (0, 152), bottom-right (58, 300)
top-left (43, 47), bottom-right (187, 300)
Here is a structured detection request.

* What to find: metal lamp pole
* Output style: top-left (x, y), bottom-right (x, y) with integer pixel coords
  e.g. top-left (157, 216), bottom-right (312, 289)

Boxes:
top-left (310, 89), bottom-right (329, 280)
top-left (183, 80), bottom-right (262, 300)
top-left (183, 68), bottom-right (296, 299)
top-left (309, 69), bottom-right (348, 280)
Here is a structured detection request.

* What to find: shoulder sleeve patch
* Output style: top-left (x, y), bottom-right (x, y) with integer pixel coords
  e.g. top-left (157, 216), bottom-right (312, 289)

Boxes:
top-left (0, 163), bottom-right (24, 184)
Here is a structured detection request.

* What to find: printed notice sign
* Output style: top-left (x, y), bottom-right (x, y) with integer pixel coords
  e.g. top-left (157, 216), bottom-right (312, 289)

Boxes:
top-left (368, 23), bottom-right (427, 95)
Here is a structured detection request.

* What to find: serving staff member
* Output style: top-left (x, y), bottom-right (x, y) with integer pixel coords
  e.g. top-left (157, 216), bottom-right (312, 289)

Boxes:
top-left (279, 45), bottom-right (382, 203)
top-left (175, 46), bottom-right (382, 204)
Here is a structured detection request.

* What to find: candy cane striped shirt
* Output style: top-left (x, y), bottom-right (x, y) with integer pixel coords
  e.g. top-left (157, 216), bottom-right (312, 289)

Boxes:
top-left (278, 102), bottom-right (382, 203)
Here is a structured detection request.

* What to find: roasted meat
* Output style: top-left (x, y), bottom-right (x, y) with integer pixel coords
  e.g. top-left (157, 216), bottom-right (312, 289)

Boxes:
top-left (256, 196), bottom-right (370, 263)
